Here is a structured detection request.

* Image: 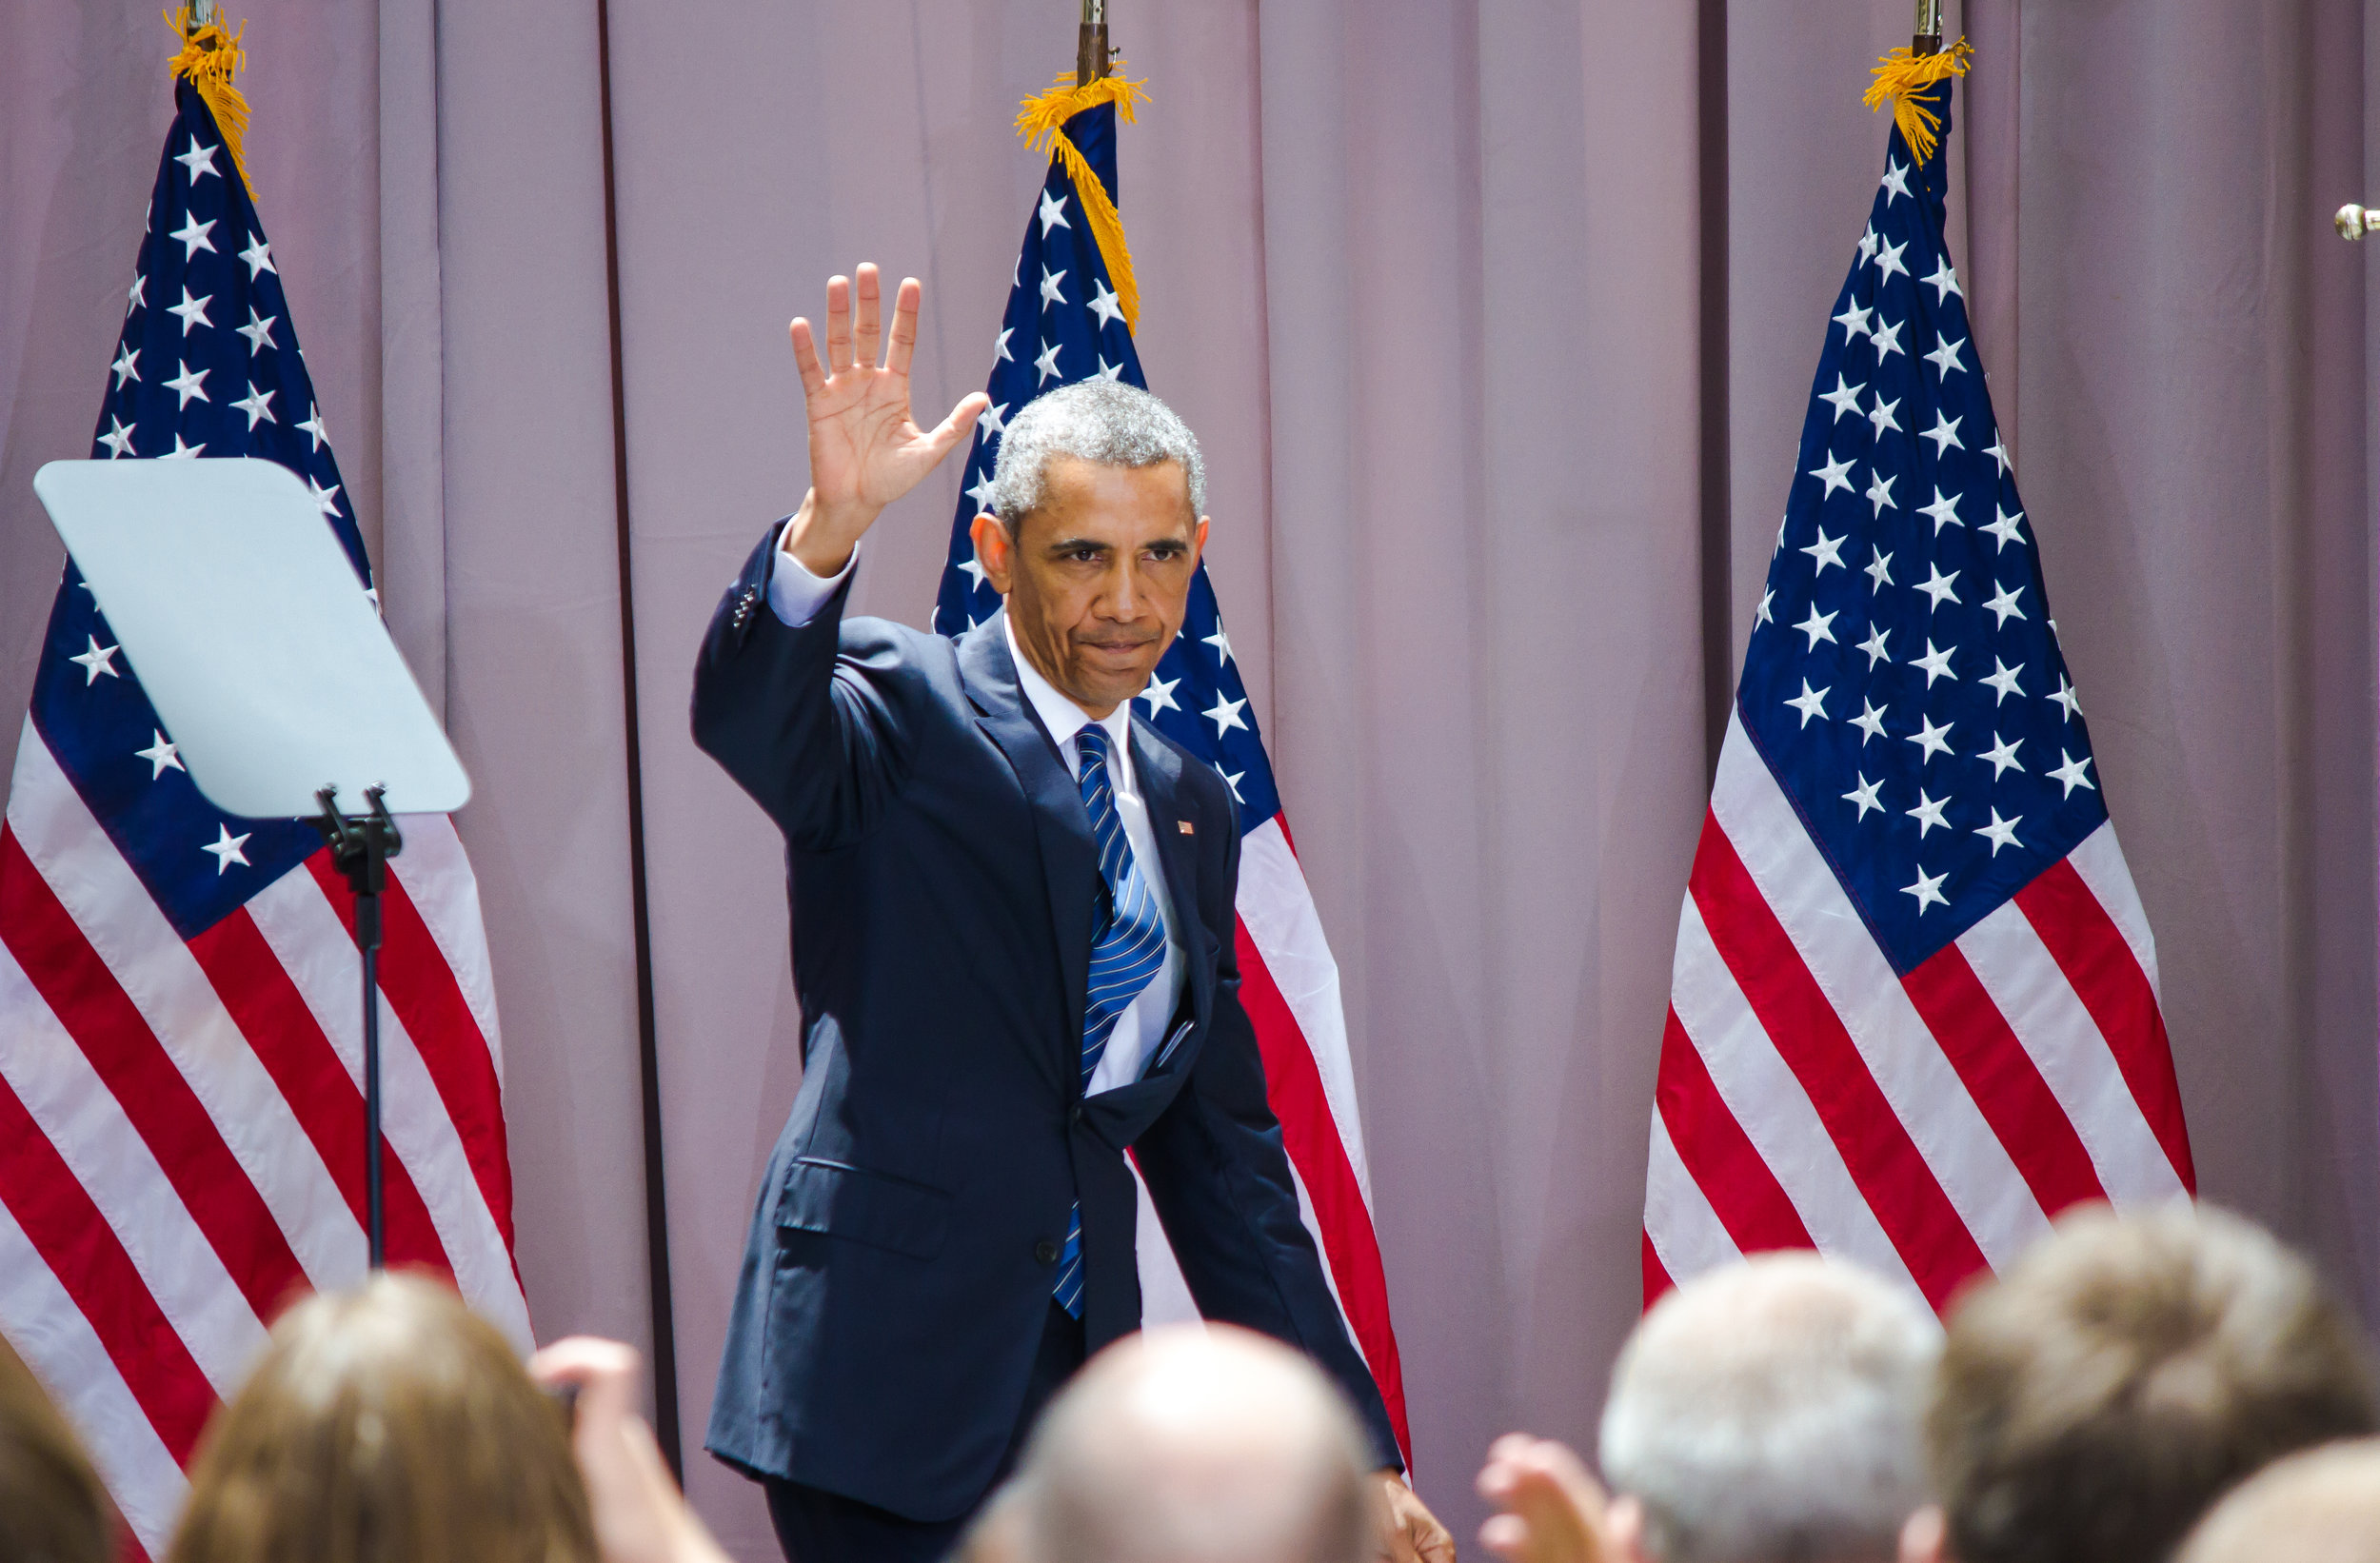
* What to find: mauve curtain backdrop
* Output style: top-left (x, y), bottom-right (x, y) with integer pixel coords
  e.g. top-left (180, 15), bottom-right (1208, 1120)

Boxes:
top-left (3, 1), bottom-right (2376, 1556)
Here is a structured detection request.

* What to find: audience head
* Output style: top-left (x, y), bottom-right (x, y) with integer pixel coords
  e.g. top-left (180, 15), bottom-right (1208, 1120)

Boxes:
top-left (1597, 1252), bottom-right (1941, 1563)
top-left (0, 1337), bottom-right (111, 1563)
top-left (1918, 1201), bottom-right (2376, 1563)
top-left (168, 1272), bottom-right (596, 1563)
top-left (1008, 1323), bottom-right (1375, 1563)
top-left (2173, 1437), bottom-right (2380, 1563)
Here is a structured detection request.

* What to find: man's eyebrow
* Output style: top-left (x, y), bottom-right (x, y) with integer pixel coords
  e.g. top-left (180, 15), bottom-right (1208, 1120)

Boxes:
top-left (1042, 535), bottom-right (1109, 553)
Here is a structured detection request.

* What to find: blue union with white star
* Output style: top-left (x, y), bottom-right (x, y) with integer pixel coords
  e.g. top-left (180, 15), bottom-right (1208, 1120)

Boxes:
top-left (933, 102), bottom-right (1278, 830)
top-left (30, 80), bottom-right (369, 941)
top-left (1737, 80), bottom-right (2105, 975)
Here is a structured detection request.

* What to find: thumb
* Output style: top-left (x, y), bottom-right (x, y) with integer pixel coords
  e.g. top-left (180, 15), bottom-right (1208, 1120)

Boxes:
top-left (922, 393), bottom-right (991, 460)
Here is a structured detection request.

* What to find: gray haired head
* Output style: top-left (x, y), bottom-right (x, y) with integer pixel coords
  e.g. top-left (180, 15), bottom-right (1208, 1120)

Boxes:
top-left (987, 380), bottom-right (1207, 529)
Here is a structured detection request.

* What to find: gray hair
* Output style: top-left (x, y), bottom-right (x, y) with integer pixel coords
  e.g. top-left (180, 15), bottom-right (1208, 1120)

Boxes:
top-left (987, 379), bottom-right (1206, 526)
top-left (1599, 1254), bottom-right (1941, 1563)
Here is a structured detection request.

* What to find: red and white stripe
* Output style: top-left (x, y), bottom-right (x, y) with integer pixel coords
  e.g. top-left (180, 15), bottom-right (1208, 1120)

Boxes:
top-left (1643, 712), bottom-right (2192, 1313)
top-left (0, 720), bottom-right (523, 1554)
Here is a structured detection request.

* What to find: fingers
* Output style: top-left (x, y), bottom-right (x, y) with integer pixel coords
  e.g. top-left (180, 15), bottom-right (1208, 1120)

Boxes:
top-left (885, 276), bottom-right (922, 375)
top-left (854, 264), bottom-right (883, 370)
top-left (922, 392), bottom-right (992, 462)
top-left (528, 1335), bottom-right (643, 1434)
top-left (788, 319), bottom-right (825, 398)
top-left (824, 273), bottom-right (855, 374)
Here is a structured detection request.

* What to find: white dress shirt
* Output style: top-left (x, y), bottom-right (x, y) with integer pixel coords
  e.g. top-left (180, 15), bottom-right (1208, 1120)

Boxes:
top-left (767, 539), bottom-right (1188, 1092)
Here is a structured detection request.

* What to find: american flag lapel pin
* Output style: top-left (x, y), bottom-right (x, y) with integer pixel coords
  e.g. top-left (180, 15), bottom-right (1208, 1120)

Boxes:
top-left (1177, 820), bottom-right (1195, 835)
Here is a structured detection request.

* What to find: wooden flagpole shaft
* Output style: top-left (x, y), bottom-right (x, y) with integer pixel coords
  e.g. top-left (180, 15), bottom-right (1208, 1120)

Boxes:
top-left (1078, 0), bottom-right (1109, 86)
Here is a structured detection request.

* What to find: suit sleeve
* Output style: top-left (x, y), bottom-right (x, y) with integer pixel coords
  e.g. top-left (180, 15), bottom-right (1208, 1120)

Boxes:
top-left (1132, 819), bottom-right (1404, 1472)
top-left (689, 522), bottom-right (919, 853)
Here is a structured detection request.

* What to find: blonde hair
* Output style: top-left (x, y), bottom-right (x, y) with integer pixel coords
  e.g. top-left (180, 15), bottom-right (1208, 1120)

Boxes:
top-left (168, 1273), bottom-right (595, 1563)
top-left (0, 1335), bottom-right (111, 1563)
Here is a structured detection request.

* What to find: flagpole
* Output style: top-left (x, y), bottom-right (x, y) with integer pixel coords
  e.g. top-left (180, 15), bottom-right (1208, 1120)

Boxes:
top-left (1078, 0), bottom-right (1109, 86)
top-left (1914, 0), bottom-right (1942, 54)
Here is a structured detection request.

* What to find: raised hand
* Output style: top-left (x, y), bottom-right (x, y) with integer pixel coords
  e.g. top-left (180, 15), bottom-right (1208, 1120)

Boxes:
top-left (783, 263), bottom-right (989, 578)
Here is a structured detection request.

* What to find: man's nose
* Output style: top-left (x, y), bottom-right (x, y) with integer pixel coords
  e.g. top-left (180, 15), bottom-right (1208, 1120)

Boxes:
top-left (1098, 559), bottom-right (1143, 620)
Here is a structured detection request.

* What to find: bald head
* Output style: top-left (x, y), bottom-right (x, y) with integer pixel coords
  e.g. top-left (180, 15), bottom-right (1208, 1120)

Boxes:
top-left (1012, 1325), bottom-right (1375, 1563)
top-left (2176, 1438), bottom-right (2380, 1563)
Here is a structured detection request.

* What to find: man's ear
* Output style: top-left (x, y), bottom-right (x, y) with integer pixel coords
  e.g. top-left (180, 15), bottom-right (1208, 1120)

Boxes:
top-left (1606, 1494), bottom-right (1651, 1563)
top-left (970, 513), bottom-right (1015, 596)
top-left (1191, 515), bottom-right (1209, 564)
top-left (1899, 1505), bottom-right (1951, 1563)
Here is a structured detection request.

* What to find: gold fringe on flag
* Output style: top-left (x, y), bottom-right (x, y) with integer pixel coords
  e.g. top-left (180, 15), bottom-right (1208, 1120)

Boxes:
top-left (1014, 64), bottom-right (1151, 334)
top-left (166, 7), bottom-right (253, 196)
top-left (1863, 39), bottom-right (1973, 168)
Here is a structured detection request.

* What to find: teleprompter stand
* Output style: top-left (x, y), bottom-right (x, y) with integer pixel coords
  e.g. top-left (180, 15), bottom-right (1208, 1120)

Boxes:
top-left (311, 784), bottom-right (403, 1268)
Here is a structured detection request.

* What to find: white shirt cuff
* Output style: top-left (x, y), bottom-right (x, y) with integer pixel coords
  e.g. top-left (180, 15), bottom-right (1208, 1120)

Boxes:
top-left (766, 536), bottom-right (859, 627)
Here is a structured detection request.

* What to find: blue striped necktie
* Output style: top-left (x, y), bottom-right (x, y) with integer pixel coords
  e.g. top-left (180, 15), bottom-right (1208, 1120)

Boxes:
top-left (1052, 724), bottom-right (1167, 1318)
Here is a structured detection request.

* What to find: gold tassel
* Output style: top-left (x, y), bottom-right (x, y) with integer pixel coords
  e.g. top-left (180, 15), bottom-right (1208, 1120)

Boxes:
top-left (1014, 64), bottom-right (1151, 334)
top-left (166, 7), bottom-right (253, 197)
top-left (1863, 39), bottom-right (1973, 167)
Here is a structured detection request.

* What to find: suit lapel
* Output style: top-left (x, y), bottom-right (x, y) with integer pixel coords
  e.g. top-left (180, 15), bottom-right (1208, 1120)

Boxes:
top-left (959, 615), bottom-right (1094, 1094)
top-left (1130, 720), bottom-right (1214, 1071)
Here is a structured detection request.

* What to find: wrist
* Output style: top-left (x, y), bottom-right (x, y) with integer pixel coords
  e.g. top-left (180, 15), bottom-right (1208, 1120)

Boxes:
top-left (783, 489), bottom-right (874, 578)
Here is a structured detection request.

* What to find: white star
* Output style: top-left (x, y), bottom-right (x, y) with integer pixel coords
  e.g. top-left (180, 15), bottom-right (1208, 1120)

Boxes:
top-left (1915, 563), bottom-right (1961, 610)
top-left (203, 823), bottom-right (252, 875)
top-left (2049, 749), bottom-right (2097, 798)
top-left (1808, 451), bottom-right (1855, 499)
top-left (69, 637), bottom-right (121, 683)
top-left (137, 730), bottom-right (185, 779)
top-left (1095, 355), bottom-right (1124, 382)
top-left (1204, 694), bottom-right (1249, 736)
top-left (1917, 486), bottom-right (1964, 534)
top-left (1874, 235), bottom-right (1910, 281)
top-left (1832, 299), bottom-right (1873, 342)
top-left (1902, 864), bottom-right (1949, 913)
top-left (1856, 623), bottom-right (1892, 669)
top-left (1913, 639), bottom-right (1958, 686)
top-left (1038, 188), bottom-right (1072, 236)
top-left (1801, 527), bottom-right (1846, 574)
top-left (979, 401), bottom-right (1010, 438)
top-left (307, 476), bottom-right (343, 519)
top-left (1924, 255), bottom-right (1962, 305)
top-left (1974, 808), bottom-right (2023, 856)
top-left (1851, 698), bottom-right (1889, 744)
top-left (169, 211), bottom-right (217, 261)
top-left (110, 345), bottom-right (140, 387)
top-left (1785, 680), bottom-right (1831, 727)
top-left (239, 232), bottom-right (276, 281)
top-left (1864, 546), bottom-right (1895, 590)
top-left (1867, 395), bottom-right (1902, 440)
top-left (965, 470), bottom-right (997, 512)
top-left (231, 383), bottom-right (276, 430)
top-left (1985, 435), bottom-right (2013, 476)
top-left (1982, 505), bottom-right (2025, 552)
top-left (164, 359), bottom-right (209, 407)
top-left (1843, 773), bottom-right (1886, 820)
top-left (1907, 789), bottom-right (1950, 837)
top-left (127, 273), bottom-right (147, 315)
top-left (1755, 587), bottom-right (1775, 626)
top-left (1857, 227), bottom-right (1880, 263)
top-left (1925, 333), bottom-right (1968, 378)
top-left (1220, 769), bottom-right (1246, 803)
top-left (1871, 316), bottom-right (1906, 360)
top-left (2050, 675), bottom-right (2082, 722)
top-left (297, 403), bottom-right (327, 451)
top-left (1818, 374), bottom-right (1866, 423)
top-left (1089, 278), bottom-right (1124, 329)
top-left (236, 307), bottom-right (277, 354)
top-left (994, 326), bottom-right (1014, 364)
top-left (1039, 266), bottom-right (1069, 309)
top-left (1034, 339), bottom-right (1063, 385)
top-left (1906, 713), bottom-right (1954, 762)
top-left (97, 415), bottom-right (135, 460)
top-left (1978, 732), bottom-right (2026, 779)
top-left (1203, 624), bottom-right (1234, 664)
top-left (1794, 604), bottom-right (1839, 650)
top-left (174, 136), bottom-right (221, 183)
top-left (1865, 470), bottom-right (1898, 517)
top-left (1984, 582), bottom-right (2028, 627)
top-left (959, 553), bottom-right (988, 591)
top-left (164, 433), bottom-right (206, 459)
top-left (167, 287), bottom-right (213, 335)
top-left (1880, 159), bottom-right (1913, 203)
top-left (1982, 659), bottom-right (2026, 704)
top-left (1922, 411), bottom-right (1964, 457)
top-left (1140, 675), bottom-right (1181, 716)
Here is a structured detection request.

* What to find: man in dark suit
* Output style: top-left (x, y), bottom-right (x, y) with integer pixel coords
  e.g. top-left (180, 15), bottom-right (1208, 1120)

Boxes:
top-left (693, 266), bottom-right (1453, 1563)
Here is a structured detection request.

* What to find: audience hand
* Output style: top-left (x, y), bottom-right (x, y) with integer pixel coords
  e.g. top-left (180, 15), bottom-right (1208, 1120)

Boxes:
top-left (529, 1336), bottom-right (732, 1563)
top-left (1379, 1471), bottom-right (1458, 1563)
top-left (1475, 1434), bottom-right (1610, 1563)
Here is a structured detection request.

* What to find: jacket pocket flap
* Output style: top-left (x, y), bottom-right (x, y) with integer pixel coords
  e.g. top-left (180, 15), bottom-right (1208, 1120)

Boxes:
top-left (778, 1158), bottom-right (950, 1260)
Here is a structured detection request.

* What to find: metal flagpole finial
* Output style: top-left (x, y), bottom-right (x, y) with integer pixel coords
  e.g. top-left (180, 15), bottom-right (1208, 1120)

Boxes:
top-left (187, 0), bottom-right (219, 28)
top-left (1078, 0), bottom-right (1110, 86)
top-left (1914, 0), bottom-right (1943, 54)
top-left (2338, 204), bottom-right (2380, 240)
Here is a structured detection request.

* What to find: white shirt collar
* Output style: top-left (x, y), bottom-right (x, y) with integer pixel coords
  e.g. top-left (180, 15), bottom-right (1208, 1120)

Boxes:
top-left (1003, 612), bottom-right (1135, 777)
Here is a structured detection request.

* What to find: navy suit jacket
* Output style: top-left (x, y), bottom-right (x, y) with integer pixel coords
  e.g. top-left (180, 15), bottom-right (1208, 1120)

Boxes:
top-left (693, 524), bottom-right (1398, 1520)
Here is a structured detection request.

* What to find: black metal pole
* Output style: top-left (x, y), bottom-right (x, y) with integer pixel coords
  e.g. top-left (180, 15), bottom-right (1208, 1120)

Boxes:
top-left (359, 900), bottom-right (386, 1268)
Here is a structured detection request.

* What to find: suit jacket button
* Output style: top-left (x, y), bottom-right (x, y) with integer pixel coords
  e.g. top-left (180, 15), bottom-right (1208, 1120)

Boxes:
top-left (1034, 1238), bottom-right (1061, 1265)
top-left (1069, 1104), bottom-right (1086, 1126)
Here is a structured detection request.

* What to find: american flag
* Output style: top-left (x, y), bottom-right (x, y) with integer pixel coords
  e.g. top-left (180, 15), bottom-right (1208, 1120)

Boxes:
top-left (0, 70), bottom-right (524, 1554)
top-left (1641, 69), bottom-right (2194, 1311)
top-left (934, 76), bottom-right (1411, 1461)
